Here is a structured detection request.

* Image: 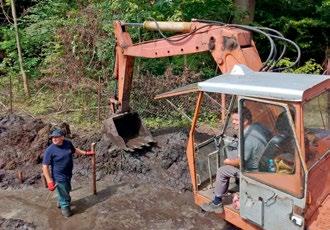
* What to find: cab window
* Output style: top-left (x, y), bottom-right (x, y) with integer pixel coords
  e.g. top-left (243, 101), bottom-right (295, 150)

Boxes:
top-left (304, 90), bottom-right (330, 168)
top-left (241, 100), bottom-right (296, 175)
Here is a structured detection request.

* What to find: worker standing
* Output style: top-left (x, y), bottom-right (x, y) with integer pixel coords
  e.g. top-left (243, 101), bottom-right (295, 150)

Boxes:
top-left (42, 129), bottom-right (95, 217)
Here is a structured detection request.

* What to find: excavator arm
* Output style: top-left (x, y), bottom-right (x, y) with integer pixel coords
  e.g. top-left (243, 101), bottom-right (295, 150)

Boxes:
top-left (112, 20), bottom-right (262, 113)
top-left (105, 20), bottom-right (262, 151)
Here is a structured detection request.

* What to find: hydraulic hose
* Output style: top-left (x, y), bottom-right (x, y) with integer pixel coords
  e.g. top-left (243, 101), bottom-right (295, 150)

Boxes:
top-left (191, 19), bottom-right (301, 71)
top-left (192, 19), bottom-right (276, 71)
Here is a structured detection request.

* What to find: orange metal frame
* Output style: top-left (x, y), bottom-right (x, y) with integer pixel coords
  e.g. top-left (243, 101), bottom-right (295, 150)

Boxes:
top-left (187, 88), bottom-right (329, 229)
top-left (242, 101), bottom-right (305, 198)
top-left (112, 20), bottom-right (263, 114)
top-left (186, 92), bottom-right (260, 229)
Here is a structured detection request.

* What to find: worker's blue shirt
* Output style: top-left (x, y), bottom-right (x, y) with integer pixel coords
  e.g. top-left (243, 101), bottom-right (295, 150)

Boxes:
top-left (42, 139), bottom-right (75, 183)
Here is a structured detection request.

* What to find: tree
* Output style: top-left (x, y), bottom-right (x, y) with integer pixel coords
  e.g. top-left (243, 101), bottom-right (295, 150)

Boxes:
top-left (254, 0), bottom-right (329, 64)
top-left (234, 0), bottom-right (255, 23)
top-left (10, 0), bottom-right (29, 96)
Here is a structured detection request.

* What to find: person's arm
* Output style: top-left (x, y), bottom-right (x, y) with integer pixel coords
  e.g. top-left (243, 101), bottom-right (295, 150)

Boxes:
top-left (244, 135), bottom-right (254, 162)
top-left (68, 140), bottom-right (95, 156)
top-left (75, 147), bottom-right (95, 156)
top-left (75, 148), bottom-right (86, 155)
top-left (224, 158), bottom-right (240, 167)
top-left (42, 164), bottom-right (53, 183)
top-left (42, 164), bottom-right (56, 191)
top-left (65, 139), bottom-right (89, 156)
top-left (41, 148), bottom-right (56, 190)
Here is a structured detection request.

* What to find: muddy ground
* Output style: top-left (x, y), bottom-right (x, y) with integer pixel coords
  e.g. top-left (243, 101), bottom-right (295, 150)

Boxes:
top-left (0, 114), bottom-right (236, 229)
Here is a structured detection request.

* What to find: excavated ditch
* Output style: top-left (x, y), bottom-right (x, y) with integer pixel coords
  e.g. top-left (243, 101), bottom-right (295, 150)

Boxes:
top-left (0, 114), bottom-right (191, 191)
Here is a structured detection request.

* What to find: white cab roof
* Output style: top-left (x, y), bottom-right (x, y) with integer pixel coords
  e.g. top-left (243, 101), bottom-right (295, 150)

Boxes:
top-left (155, 65), bottom-right (329, 101)
top-left (199, 65), bottom-right (329, 101)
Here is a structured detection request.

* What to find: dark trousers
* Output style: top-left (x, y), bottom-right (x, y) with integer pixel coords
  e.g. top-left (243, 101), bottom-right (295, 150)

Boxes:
top-left (56, 181), bottom-right (72, 209)
top-left (214, 165), bottom-right (240, 197)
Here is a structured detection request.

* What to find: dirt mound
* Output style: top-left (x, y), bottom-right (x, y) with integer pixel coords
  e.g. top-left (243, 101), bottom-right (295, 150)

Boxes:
top-left (62, 120), bottom-right (191, 191)
top-left (0, 114), bottom-right (191, 191)
top-left (0, 114), bottom-right (51, 189)
top-left (76, 126), bottom-right (191, 191)
top-left (0, 114), bottom-right (49, 166)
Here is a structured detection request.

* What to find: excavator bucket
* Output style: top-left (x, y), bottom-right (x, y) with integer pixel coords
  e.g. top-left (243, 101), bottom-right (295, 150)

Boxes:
top-left (103, 112), bottom-right (154, 151)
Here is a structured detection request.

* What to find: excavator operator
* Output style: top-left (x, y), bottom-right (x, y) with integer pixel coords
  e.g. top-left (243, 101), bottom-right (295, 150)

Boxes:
top-left (201, 107), bottom-right (271, 213)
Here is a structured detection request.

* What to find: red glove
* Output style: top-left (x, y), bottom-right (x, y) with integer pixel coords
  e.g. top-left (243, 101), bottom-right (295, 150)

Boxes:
top-left (85, 150), bottom-right (95, 156)
top-left (47, 181), bottom-right (56, 191)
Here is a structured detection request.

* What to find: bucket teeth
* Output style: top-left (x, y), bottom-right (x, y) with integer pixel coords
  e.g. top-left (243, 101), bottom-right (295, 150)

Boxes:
top-left (126, 141), bottom-right (153, 151)
top-left (129, 143), bottom-right (144, 150)
top-left (125, 148), bottom-right (135, 152)
top-left (142, 143), bottom-right (150, 147)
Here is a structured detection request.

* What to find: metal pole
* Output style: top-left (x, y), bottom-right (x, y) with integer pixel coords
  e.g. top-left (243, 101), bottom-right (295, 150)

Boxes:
top-left (221, 93), bottom-right (226, 122)
top-left (17, 170), bottom-right (23, 183)
top-left (91, 143), bottom-right (97, 195)
top-left (165, 99), bottom-right (192, 122)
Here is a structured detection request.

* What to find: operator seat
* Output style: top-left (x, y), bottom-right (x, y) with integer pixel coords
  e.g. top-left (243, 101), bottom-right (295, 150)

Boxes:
top-left (258, 110), bottom-right (295, 172)
top-left (258, 133), bottom-right (288, 172)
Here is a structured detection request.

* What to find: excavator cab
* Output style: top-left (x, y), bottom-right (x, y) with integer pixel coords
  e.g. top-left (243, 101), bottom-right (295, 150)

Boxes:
top-left (156, 65), bottom-right (330, 230)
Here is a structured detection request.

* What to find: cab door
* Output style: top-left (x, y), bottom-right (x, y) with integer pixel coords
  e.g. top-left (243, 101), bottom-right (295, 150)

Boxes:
top-left (238, 97), bottom-right (307, 230)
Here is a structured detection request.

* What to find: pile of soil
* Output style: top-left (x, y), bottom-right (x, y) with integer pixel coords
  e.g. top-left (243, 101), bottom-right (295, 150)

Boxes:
top-left (0, 114), bottom-right (50, 189)
top-left (0, 114), bottom-right (191, 191)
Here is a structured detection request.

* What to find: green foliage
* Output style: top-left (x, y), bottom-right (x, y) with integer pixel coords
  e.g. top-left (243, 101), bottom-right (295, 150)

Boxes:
top-left (144, 116), bottom-right (190, 129)
top-left (276, 58), bottom-right (323, 74)
top-left (0, 0), bottom-right (74, 80)
top-left (197, 110), bottom-right (220, 128)
top-left (254, 0), bottom-right (329, 63)
top-left (107, 0), bottom-right (235, 22)
top-left (0, 0), bottom-right (328, 131)
top-left (26, 90), bottom-right (56, 115)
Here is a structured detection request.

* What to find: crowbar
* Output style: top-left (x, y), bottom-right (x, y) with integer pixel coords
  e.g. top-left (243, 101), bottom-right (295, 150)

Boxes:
top-left (91, 142), bottom-right (97, 195)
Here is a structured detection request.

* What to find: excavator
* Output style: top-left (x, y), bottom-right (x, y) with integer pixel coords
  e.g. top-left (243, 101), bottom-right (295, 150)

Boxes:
top-left (155, 64), bottom-right (329, 230)
top-left (104, 19), bottom-right (299, 151)
top-left (105, 20), bottom-right (329, 229)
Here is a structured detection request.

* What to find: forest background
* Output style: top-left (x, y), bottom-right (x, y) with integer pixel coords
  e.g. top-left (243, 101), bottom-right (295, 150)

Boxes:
top-left (0, 0), bottom-right (329, 130)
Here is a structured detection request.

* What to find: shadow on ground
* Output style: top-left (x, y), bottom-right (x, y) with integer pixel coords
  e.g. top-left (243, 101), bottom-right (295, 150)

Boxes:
top-left (72, 183), bottom-right (127, 214)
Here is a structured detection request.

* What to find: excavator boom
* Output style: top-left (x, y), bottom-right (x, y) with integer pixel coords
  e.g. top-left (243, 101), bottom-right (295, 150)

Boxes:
top-left (105, 20), bottom-right (263, 151)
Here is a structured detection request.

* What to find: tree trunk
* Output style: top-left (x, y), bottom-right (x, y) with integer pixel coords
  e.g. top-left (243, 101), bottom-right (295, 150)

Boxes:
top-left (97, 72), bottom-right (101, 123)
top-left (234, 0), bottom-right (256, 24)
top-left (11, 0), bottom-right (29, 97)
top-left (9, 74), bottom-right (13, 113)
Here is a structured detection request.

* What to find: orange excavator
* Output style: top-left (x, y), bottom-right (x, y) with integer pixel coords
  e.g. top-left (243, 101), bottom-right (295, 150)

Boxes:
top-left (155, 64), bottom-right (329, 230)
top-left (104, 20), bottom-right (300, 151)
